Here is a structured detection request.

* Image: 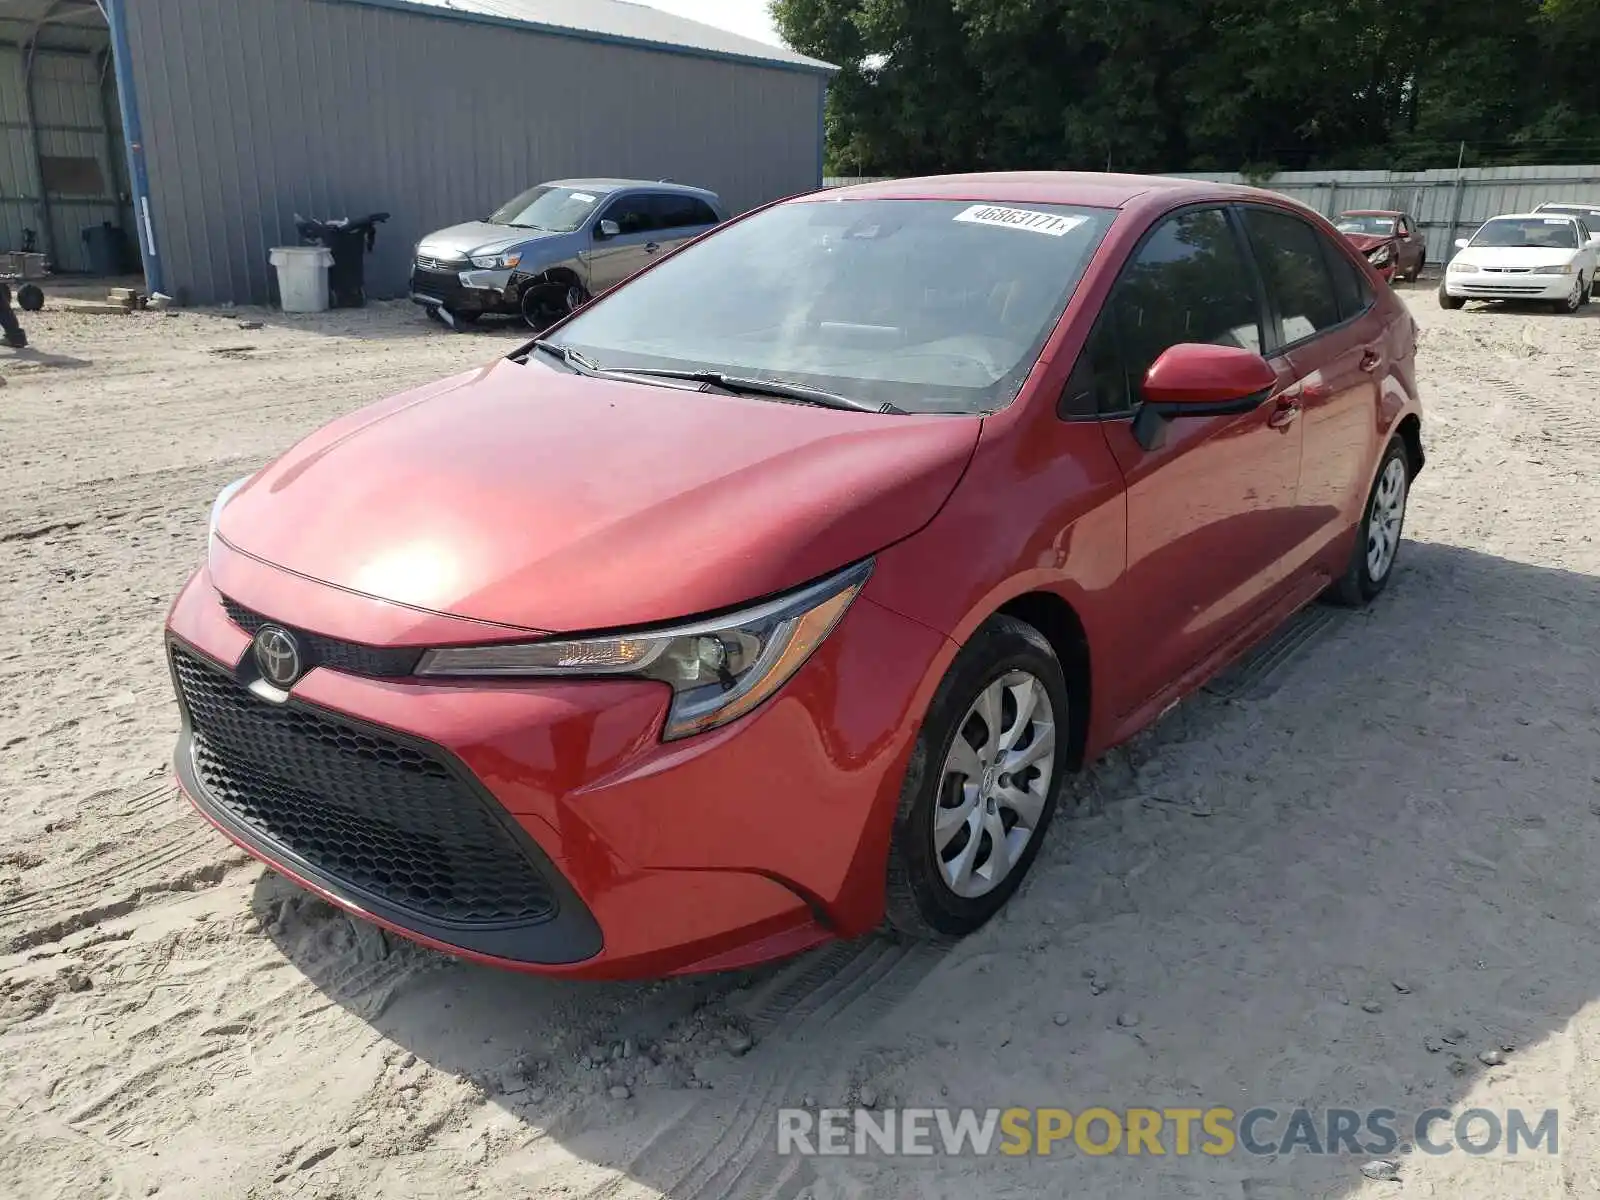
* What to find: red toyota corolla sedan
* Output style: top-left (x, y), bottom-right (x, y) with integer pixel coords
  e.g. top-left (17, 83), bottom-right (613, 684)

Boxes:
top-left (167, 173), bottom-right (1424, 979)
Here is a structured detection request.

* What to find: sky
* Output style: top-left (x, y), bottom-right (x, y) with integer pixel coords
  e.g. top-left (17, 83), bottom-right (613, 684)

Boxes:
top-left (636, 0), bottom-right (784, 48)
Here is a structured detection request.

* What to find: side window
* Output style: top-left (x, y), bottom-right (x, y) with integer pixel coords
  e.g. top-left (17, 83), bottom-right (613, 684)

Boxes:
top-left (1397, 217), bottom-right (1411, 237)
top-left (600, 195), bottom-right (654, 235)
top-left (1242, 208), bottom-right (1343, 346)
top-left (1083, 207), bottom-right (1263, 416)
top-left (1323, 237), bottom-right (1373, 322)
top-left (649, 193), bottom-right (700, 231)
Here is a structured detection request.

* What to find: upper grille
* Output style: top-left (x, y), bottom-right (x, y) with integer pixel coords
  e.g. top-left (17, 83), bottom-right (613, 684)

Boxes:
top-left (173, 646), bottom-right (556, 927)
top-left (414, 255), bottom-right (462, 273)
top-left (222, 596), bottom-right (421, 679)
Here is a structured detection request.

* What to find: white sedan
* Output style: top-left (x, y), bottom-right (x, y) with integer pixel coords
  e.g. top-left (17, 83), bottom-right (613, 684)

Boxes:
top-left (1440, 212), bottom-right (1600, 313)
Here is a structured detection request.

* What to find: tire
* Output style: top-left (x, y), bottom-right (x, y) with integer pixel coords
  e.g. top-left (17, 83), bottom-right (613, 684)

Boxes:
top-left (17, 284), bottom-right (44, 312)
top-left (1405, 255), bottom-right (1423, 283)
top-left (1326, 437), bottom-right (1411, 608)
top-left (1438, 285), bottom-right (1464, 310)
top-left (1581, 274), bottom-right (1593, 306)
top-left (884, 615), bottom-right (1071, 940)
top-left (521, 280), bottom-right (589, 331)
top-left (1555, 275), bottom-right (1583, 314)
top-left (448, 309), bottom-right (481, 324)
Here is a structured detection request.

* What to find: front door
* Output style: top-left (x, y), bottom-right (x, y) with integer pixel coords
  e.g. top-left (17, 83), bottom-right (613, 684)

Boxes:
top-left (1394, 214), bottom-right (1424, 275)
top-left (584, 193), bottom-right (657, 293)
top-left (1080, 206), bottom-right (1306, 720)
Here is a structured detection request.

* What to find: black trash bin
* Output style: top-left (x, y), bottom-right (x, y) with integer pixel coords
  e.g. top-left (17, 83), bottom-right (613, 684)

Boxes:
top-left (294, 212), bottom-right (390, 308)
top-left (81, 222), bottom-right (132, 276)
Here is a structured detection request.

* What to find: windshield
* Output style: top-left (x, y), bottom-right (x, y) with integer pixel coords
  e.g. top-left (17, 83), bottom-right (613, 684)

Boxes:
top-left (1470, 217), bottom-right (1578, 250)
top-left (489, 185), bottom-right (604, 232)
top-left (1335, 214), bottom-right (1397, 236)
top-left (540, 198), bottom-right (1117, 414)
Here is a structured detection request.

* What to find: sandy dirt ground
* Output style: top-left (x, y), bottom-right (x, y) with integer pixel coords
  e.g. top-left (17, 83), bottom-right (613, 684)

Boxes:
top-left (2, 286), bottom-right (1599, 1200)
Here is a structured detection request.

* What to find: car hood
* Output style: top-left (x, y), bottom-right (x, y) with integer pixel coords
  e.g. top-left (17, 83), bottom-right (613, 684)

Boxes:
top-left (1456, 245), bottom-right (1580, 269)
top-left (415, 221), bottom-right (561, 260)
top-left (1341, 232), bottom-right (1393, 252)
top-left (217, 360), bottom-right (982, 634)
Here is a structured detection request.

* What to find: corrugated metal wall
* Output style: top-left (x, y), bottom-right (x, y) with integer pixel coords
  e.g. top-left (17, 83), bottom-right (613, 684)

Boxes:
top-left (827, 168), bottom-right (1600, 270)
top-left (121, 0), bottom-right (826, 304)
top-left (0, 42), bottom-right (128, 273)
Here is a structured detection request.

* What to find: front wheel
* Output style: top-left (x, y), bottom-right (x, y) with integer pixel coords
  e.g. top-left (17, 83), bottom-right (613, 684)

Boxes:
top-left (1438, 285), bottom-right (1464, 310)
top-left (1327, 438), bottom-right (1410, 607)
top-left (521, 280), bottom-right (589, 330)
top-left (885, 615), bottom-right (1071, 940)
top-left (1555, 275), bottom-right (1584, 314)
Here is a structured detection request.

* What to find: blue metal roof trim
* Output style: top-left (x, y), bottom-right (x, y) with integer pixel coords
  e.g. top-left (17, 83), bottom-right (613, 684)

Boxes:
top-left (319, 0), bottom-right (838, 76)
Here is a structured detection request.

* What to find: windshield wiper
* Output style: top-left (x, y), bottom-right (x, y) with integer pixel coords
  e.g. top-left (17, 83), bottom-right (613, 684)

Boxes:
top-left (602, 368), bottom-right (902, 414)
top-left (529, 340), bottom-right (601, 373)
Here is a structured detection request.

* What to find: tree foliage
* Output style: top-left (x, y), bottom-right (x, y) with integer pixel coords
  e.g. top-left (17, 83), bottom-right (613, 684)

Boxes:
top-left (772, 0), bottom-right (1600, 176)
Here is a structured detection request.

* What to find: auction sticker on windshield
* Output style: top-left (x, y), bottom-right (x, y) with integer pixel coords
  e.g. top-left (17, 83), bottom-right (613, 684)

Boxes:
top-left (953, 205), bottom-right (1088, 237)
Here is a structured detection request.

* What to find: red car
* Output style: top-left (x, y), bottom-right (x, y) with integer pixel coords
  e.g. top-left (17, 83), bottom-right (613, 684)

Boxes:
top-left (167, 173), bottom-right (1424, 980)
top-left (1333, 209), bottom-right (1427, 282)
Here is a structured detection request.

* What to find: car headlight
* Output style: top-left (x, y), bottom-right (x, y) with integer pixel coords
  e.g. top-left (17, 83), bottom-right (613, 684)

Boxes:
top-left (469, 252), bottom-right (522, 270)
top-left (207, 476), bottom-right (251, 556)
top-left (1448, 260), bottom-right (1478, 274)
top-left (415, 561), bottom-right (874, 740)
top-left (1533, 262), bottom-right (1575, 275)
top-left (1367, 244), bottom-right (1393, 266)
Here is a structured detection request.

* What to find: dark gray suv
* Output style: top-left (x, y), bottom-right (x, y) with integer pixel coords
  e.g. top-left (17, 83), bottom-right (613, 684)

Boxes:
top-left (410, 178), bottom-right (727, 328)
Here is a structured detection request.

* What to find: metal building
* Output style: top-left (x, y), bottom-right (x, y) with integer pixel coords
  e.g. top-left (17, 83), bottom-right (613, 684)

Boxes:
top-left (1, 0), bottom-right (833, 303)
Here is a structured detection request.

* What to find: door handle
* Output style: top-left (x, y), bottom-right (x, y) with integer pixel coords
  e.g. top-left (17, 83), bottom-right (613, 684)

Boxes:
top-left (1359, 347), bottom-right (1382, 373)
top-left (1268, 402), bottom-right (1301, 430)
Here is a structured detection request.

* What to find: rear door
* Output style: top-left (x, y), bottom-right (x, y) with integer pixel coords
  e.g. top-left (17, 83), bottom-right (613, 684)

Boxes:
top-left (1240, 205), bottom-right (1388, 566)
top-left (1079, 205), bottom-right (1306, 717)
top-left (648, 193), bottom-right (722, 256)
top-left (1395, 214), bottom-right (1424, 274)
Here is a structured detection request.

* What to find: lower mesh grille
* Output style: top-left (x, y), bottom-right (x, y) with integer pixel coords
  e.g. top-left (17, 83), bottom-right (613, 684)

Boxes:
top-left (172, 646), bottom-right (555, 927)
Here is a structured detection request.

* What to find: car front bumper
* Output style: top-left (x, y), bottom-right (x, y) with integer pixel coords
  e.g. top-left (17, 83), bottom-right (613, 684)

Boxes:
top-left (165, 546), bottom-right (951, 979)
top-left (409, 264), bottom-right (516, 315)
top-left (1442, 271), bottom-right (1577, 300)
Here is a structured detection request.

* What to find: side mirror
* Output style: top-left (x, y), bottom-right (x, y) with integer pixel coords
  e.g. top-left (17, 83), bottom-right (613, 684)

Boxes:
top-left (596, 219), bottom-right (621, 240)
top-left (1454, 237), bottom-right (1470, 250)
top-left (1133, 343), bottom-right (1277, 451)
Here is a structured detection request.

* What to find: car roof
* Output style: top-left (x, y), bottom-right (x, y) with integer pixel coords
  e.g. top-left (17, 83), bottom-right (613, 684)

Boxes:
top-left (1339, 209), bottom-right (1402, 216)
top-left (1484, 211), bottom-right (1579, 221)
top-left (545, 178), bottom-right (720, 200)
top-left (810, 171), bottom-right (1291, 212)
top-left (1536, 201), bottom-right (1600, 211)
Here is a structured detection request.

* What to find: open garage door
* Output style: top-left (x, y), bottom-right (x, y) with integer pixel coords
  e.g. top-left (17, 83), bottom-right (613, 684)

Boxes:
top-left (0, 0), bottom-right (139, 278)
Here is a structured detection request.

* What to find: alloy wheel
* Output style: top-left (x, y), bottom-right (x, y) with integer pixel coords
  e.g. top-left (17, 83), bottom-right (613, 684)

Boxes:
top-left (934, 671), bottom-right (1056, 899)
top-left (1366, 456), bottom-right (1408, 581)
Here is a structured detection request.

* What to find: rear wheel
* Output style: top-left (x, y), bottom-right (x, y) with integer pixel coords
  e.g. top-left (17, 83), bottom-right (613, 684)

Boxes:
top-left (1327, 438), bottom-right (1410, 607)
top-left (885, 615), bottom-right (1070, 940)
top-left (16, 283), bottom-right (44, 312)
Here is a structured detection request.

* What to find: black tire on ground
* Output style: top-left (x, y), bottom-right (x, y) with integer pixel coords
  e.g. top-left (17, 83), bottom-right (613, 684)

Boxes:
top-left (520, 280), bottom-right (589, 331)
top-left (1438, 285), bottom-right (1464, 310)
top-left (884, 615), bottom-right (1072, 941)
top-left (447, 309), bottom-right (480, 324)
top-left (1581, 274), bottom-right (1593, 306)
top-left (1326, 437), bottom-right (1411, 608)
top-left (16, 284), bottom-right (44, 312)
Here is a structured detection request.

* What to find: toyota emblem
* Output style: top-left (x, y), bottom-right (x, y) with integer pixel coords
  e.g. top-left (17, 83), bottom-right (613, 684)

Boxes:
top-left (253, 626), bottom-right (303, 689)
